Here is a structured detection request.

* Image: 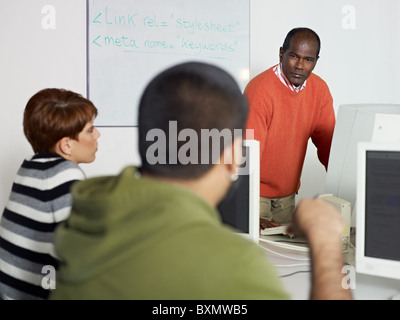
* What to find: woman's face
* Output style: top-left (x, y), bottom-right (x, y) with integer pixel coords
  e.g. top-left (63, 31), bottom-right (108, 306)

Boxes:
top-left (69, 120), bottom-right (100, 164)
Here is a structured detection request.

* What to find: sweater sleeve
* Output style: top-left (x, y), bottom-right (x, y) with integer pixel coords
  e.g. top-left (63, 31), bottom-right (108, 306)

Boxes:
top-left (244, 82), bottom-right (271, 157)
top-left (310, 84), bottom-right (336, 170)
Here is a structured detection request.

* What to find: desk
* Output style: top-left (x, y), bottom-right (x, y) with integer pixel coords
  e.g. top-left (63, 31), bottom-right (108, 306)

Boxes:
top-left (258, 235), bottom-right (400, 300)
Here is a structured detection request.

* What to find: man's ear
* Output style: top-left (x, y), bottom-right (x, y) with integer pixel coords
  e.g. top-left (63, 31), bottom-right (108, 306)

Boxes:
top-left (233, 137), bottom-right (244, 167)
top-left (221, 137), bottom-right (243, 177)
top-left (315, 55), bottom-right (320, 66)
top-left (279, 47), bottom-right (284, 63)
top-left (58, 137), bottom-right (72, 157)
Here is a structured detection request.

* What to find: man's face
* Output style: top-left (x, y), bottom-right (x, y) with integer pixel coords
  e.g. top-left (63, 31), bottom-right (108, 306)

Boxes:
top-left (279, 34), bottom-right (319, 87)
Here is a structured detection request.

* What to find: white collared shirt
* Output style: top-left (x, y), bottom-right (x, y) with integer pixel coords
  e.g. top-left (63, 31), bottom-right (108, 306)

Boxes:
top-left (273, 63), bottom-right (307, 93)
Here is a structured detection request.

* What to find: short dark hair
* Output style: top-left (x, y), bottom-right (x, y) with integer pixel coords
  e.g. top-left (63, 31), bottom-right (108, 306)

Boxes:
top-left (23, 88), bottom-right (98, 153)
top-left (138, 62), bottom-right (248, 179)
top-left (282, 27), bottom-right (321, 57)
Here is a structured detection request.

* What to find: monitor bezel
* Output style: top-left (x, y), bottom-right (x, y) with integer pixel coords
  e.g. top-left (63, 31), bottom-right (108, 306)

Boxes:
top-left (356, 141), bottom-right (400, 280)
top-left (217, 139), bottom-right (260, 243)
top-left (243, 139), bottom-right (260, 243)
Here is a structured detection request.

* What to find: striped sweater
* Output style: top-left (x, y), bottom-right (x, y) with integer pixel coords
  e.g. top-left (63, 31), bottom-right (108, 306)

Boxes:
top-left (0, 153), bottom-right (85, 300)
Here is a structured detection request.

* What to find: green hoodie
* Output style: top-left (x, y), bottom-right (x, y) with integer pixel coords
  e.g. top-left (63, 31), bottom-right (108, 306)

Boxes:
top-left (50, 166), bottom-right (289, 300)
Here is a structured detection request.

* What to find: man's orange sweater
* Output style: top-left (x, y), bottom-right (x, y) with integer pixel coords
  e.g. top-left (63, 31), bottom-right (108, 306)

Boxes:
top-left (244, 66), bottom-right (335, 198)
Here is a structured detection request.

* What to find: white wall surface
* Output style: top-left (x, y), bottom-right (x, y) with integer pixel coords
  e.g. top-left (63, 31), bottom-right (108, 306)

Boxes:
top-left (1, 0), bottom-right (400, 212)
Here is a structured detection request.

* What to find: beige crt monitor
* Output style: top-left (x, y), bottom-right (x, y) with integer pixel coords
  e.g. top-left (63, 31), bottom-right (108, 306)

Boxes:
top-left (356, 142), bottom-right (400, 280)
top-left (325, 104), bottom-right (400, 227)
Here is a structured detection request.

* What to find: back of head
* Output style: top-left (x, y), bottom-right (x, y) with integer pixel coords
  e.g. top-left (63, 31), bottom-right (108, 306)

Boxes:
top-left (138, 62), bottom-right (248, 180)
top-left (23, 88), bottom-right (98, 153)
top-left (282, 27), bottom-right (321, 57)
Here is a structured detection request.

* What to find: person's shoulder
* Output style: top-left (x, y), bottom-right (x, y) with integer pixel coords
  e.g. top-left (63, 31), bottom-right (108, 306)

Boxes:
top-left (71, 166), bottom-right (137, 196)
top-left (60, 158), bottom-right (84, 171)
top-left (245, 66), bottom-right (277, 95)
top-left (205, 224), bottom-right (266, 258)
top-left (306, 73), bottom-right (333, 102)
top-left (309, 72), bottom-right (329, 87)
top-left (53, 160), bottom-right (86, 182)
top-left (248, 66), bottom-right (275, 83)
top-left (207, 227), bottom-right (290, 299)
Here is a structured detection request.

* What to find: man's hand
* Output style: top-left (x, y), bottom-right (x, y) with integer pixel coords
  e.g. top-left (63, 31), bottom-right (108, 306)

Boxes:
top-left (259, 217), bottom-right (281, 230)
top-left (286, 198), bottom-right (353, 300)
top-left (286, 198), bottom-right (343, 241)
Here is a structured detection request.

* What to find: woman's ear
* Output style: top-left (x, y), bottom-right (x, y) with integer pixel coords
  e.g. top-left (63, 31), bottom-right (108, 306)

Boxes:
top-left (58, 137), bottom-right (72, 157)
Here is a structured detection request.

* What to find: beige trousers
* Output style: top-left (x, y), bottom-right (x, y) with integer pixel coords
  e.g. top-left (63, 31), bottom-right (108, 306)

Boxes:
top-left (259, 193), bottom-right (296, 224)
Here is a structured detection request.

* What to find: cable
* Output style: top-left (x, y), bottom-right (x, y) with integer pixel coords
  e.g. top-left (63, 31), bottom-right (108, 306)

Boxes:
top-left (259, 237), bottom-right (310, 252)
top-left (275, 239), bottom-right (309, 245)
top-left (261, 245), bottom-right (310, 261)
top-left (280, 270), bottom-right (311, 278)
top-left (343, 238), bottom-right (355, 250)
top-left (261, 236), bottom-right (352, 254)
top-left (260, 241), bottom-right (311, 270)
top-left (275, 263), bottom-right (310, 268)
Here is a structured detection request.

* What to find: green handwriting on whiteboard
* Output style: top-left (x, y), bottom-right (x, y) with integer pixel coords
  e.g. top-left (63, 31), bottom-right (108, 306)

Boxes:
top-left (91, 6), bottom-right (240, 58)
top-left (92, 7), bottom-right (139, 26)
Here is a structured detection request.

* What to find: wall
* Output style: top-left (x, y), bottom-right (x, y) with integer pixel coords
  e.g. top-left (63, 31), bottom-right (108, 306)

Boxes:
top-left (1, 0), bottom-right (400, 212)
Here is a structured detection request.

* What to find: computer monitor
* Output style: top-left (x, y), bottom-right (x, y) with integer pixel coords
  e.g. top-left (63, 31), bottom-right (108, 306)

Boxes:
top-left (356, 142), bottom-right (400, 280)
top-left (325, 104), bottom-right (400, 227)
top-left (217, 139), bottom-right (260, 243)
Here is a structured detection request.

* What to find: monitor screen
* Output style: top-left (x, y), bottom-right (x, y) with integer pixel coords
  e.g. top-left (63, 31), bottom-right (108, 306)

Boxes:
top-left (217, 139), bottom-right (260, 243)
top-left (356, 142), bottom-right (400, 280)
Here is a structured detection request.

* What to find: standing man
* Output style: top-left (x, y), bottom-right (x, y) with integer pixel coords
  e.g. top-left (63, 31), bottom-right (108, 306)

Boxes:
top-left (245, 27), bottom-right (336, 229)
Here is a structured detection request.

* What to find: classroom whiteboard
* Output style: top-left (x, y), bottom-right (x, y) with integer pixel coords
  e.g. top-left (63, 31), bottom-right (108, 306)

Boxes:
top-left (87, 0), bottom-right (250, 126)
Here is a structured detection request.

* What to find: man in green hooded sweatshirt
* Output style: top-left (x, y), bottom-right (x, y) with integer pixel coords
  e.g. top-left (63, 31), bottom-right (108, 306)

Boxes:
top-left (50, 62), bottom-right (351, 300)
